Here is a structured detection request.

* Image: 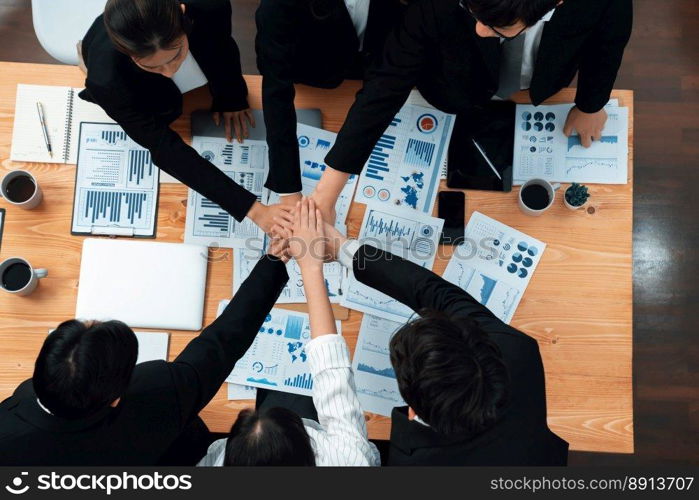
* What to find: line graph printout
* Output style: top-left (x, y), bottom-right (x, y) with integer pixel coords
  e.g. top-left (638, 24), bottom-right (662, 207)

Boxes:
top-left (354, 103), bottom-right (454, 213)
top-left (442, 212), bottom-right (546, 324)
top-left (220, 301), bottom-right (341, 397)
top-left (184, 137), bottom-right (268, 249)
top-left (72, 122), bottom-right (159, 236)
top-left (341, 202), bottom-right (443, 322)
top-left (352, 314), bottom-right (406, 416)
top-left (233, 247), bottom-right (347, 304)
top-left (267, 124), bottom-right (357, 230)
top-left (513, 101), bottom-right (628, 184)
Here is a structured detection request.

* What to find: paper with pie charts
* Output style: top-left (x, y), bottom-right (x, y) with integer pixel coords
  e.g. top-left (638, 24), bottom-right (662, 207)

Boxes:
top-left (353, 102), bottom-right (454, 213)
top-left (442, 212), bottom-right (546, 324)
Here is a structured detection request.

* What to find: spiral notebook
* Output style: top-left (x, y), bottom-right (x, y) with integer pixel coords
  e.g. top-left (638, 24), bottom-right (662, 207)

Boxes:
top-left (10, 84), bottom-right (114, 164)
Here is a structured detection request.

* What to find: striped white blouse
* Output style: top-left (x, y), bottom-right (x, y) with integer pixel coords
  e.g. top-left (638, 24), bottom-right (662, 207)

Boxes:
top-left (198, 334), bottom-right (380, 466)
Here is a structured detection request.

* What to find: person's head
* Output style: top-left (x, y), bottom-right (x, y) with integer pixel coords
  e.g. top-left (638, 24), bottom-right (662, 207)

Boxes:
top-left (461, 0), bottom-right (560, 39)
top-left (223, 407), bottom-right (316, 466)
top-left (390, 310), bottom-right (510, 436)
top-left (103, 0), bottom-right (191, 77)
top-left (33, 320), bottom-right (138, 419)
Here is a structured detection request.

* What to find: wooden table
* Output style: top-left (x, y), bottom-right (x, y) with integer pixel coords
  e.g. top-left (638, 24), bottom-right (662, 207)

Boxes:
top-left (0, 62), bottom-right (633, 453)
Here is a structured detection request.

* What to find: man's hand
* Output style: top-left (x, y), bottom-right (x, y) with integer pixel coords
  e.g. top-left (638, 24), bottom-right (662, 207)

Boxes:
top-left (213, 108), bottom-right (256, 143)
top-left (285, 199), bottom-right (327, 271)
top-left (247, 202), bottom-right (293, 237)
top-left (563, 107), bottom-right (608, 148)
top-left (266, 237), bottom-right (290, 263)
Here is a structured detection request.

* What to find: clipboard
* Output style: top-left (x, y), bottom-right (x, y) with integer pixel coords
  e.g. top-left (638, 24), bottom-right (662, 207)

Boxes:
top-left (70, 122), bottom-right (160, 238)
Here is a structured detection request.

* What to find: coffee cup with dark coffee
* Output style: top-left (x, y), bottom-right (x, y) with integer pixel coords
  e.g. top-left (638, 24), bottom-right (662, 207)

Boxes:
top-left (0, 170), bottom-right (42, 210)
top-left (518, 178), bottom-right (560, 216)
top-left (0, 257), bottom-right (48, 296)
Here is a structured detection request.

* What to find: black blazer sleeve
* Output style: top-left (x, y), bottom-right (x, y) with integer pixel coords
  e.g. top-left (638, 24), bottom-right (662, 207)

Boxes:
top-left (574, 0), bottom-right (633, 113)
top-left (324, 1), bottom-right (430, 175)
top-left (352, 244), bottom-right (530, 339)
top-left (188, 0), bottom-right (249, 112)
top-left (84, 82), bottom-right (256, 221)
top-left (167, 254), bottom-right (289, 423)
top-left (255, 0), bottom-right (303, 194)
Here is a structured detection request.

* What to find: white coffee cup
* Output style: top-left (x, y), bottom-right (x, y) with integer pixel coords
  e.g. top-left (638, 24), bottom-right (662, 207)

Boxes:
top-left (0, 257), bottom-right (48, 296)
top-left (518, 178), bottom-right (561, 216)
top-left (0, 170), bottom-right (43, 210)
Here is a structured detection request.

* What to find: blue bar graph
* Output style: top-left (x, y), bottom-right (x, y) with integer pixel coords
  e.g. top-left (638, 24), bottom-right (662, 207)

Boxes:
top-left (366, 211), bottom-right (413, 238)
top-left (196, 198), bottom-right (229, 232)
top-left (240, 145), bottom-right (249, 164)
top-left (367, 134), bottom-right (397, 181)
top-left (101, 130), bottom-right (127, 145)
top-left (316, 139), bottom-right (331, 150)
top-left (404, 139), bottom-right (435, 168)
top-left (128, 150), bottom-right (154, 186)
top-left (284, 315), bottom-right (304, 340)
top-left (222, 144), bottom-right (234, 165)
top-left (567, 135), bottom-right (618, 152)
top-left (390, 117), bottom-right (402, 127)
top-left (284, 373), bottom-right (313, 390)
top-left (83, 190), bottom-right (148, 225)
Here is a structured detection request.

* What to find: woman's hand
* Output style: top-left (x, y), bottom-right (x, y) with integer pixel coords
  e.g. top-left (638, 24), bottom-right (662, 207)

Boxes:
top-left (286, 198), bottom-right (327, 271)
top-left (266, 236), bottom-right (290, 263)
top-left (213, 108), bottom-right (256, 143)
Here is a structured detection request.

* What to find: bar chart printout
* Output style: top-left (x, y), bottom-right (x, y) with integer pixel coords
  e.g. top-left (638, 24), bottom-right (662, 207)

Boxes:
top-left (352, 314), bottom-right (406, 416)
top-left (354, 103), bottom-right (454, 213)
top-left (341, 202), bottom-right (444, 322)
top-left (184, 137), bottom-right (269, 249)
top-left (72, 122), bottom-right (159, 236)
top-left (222, 302), bottom-right (342, 397)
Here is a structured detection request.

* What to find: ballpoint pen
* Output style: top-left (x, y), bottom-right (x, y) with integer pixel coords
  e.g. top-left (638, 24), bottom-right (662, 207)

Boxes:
top-left (471, 138), bottom-right (502, 180)
top-left (36, 101), bottom-right (52, 157)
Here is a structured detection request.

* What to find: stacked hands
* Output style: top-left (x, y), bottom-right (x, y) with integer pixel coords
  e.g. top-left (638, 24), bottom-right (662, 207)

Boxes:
top-left (266, 198), bottom-right (346, 270)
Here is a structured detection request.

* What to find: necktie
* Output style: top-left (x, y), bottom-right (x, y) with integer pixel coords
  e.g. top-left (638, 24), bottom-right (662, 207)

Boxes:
top-left (496, 33), bottom-right (526, 99)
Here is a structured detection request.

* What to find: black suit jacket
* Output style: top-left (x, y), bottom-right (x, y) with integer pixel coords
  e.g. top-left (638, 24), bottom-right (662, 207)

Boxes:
top-left (351, 245), bottom-right (569, 465)
top-left (0, 255), bottom-right (288, 465)
top-left (79, 0), bottom-right (256, 221)
top-left (326, 0), bottom-right (633, 175)
top-left (256, 0), bottom-right (404, 193)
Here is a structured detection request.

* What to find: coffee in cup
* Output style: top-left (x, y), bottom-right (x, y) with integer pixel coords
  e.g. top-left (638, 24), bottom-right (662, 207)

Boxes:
top-left (518, 178), bottom-right (560, 216)
top-left (1, 170), bottom-right (42, 209)
top-left (0, 257), bottom-right (48, 296)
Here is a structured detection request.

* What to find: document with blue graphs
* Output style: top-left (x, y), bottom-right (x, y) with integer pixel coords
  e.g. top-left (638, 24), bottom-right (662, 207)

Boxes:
top-left (71, 122), bottom-right (159, 237)
top-left (442, 212), bottom-right (546, 324)
top-left (341, 202), bottom-right (444, 322)
top-left (220, 302), bottom-right (341, 397)
top-left (353, 103), bottom-right (454, 213)
top-left (513, 100), bottom-right (629, 184)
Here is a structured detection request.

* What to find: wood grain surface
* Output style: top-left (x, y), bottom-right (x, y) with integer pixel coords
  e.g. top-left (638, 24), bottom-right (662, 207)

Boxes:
top-left (0, 62), bottom-right (634, 453)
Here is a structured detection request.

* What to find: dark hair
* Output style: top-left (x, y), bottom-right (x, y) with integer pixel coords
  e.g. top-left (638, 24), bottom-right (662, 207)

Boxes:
top-left (224, 407), bottom-right (316, 466)
top-left (33, 320), bottom-right (138, 419)
top-left (463, 0), bottom-right (558, 28)
top-left (103, 0), bottom-right (191, 58)
top-left (390, 310), bottom-right (510, 436)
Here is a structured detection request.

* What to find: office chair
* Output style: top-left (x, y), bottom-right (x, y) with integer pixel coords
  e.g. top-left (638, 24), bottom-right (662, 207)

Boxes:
top-left (31, 0), bottom-right (107, 65)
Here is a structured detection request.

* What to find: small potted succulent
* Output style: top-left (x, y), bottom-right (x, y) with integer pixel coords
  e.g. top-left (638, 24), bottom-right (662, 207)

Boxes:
top-left (564, 183), bottom-right (590, 210)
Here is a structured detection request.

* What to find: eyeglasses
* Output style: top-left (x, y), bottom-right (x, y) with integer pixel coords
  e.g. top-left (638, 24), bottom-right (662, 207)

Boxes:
top-left (459, 0), bottom-right (528, 41)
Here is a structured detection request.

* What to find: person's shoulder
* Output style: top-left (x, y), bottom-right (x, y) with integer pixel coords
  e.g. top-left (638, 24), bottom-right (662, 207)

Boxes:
top-left (82, 21), bottom-right (133, 91)
top-left (187, 0), bottom-right (232, 18)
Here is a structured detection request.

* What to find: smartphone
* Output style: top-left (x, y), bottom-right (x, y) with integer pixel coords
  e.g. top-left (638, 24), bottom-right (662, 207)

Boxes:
top-left (438, 191), bottom-right (465, 245)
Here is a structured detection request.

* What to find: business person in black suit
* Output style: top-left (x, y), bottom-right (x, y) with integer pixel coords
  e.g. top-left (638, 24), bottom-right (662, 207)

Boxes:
top-left (318, 224), bottom-right (569, 465)
top-left (311, 0), bottom-right (633, 220)
top-left (79, 0), bottom-right (291, 232)
top-left (255, 0), bottom-right (404, 203)
top-left (0, 244), bottom-right (290, 465)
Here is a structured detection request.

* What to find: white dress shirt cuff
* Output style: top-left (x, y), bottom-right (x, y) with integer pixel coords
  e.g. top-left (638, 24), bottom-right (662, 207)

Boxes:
top-left (337, 239), bottom-right (361, 269)
top-left (306, 335), bottom-right (351, 374)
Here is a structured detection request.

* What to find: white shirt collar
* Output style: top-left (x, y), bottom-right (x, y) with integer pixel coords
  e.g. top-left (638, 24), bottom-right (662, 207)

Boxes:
top-left (541, 8), bottom-right (556, 23)
top-left (36, 398), bottom-right (53, 415)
